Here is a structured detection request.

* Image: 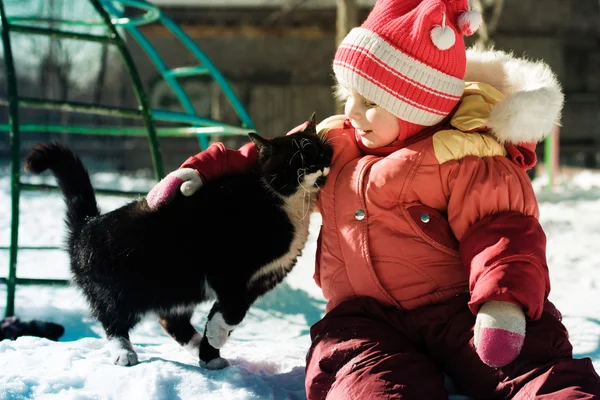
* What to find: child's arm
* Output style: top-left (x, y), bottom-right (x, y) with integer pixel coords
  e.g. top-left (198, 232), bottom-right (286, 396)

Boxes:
top-left (442, 155), bottom-right (549, 367)
top-left (147, 142), bottom-right (257, 209)
top-left (180, 142), bottom-right (257, 182)
top-left (147, 116), bottom-right (328, 209)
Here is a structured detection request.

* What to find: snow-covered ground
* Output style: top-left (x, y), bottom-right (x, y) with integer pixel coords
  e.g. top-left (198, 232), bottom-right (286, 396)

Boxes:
top-left (0, 166), bottom-right (598, 400)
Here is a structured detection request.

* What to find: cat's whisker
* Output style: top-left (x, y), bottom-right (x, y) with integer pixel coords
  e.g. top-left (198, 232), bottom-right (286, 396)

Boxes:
top-left (300, 138), bottom-right (316, 150)
top-left (323, 136), bottom-right (346, 143)
top-left (301, 190), bottom-right (311, 221)
top-left (290, 150), bottom-right (301, 166)
top-left (317, 185), bottom-right (334, 199)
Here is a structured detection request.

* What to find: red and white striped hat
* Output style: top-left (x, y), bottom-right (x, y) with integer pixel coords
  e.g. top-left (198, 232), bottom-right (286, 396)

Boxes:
top-left (334, 0), bottom-right (481, 138)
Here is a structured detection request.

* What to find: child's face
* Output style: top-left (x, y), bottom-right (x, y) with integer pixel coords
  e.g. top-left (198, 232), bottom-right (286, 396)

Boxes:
top-left (344, 90), bottom-right (400, 148)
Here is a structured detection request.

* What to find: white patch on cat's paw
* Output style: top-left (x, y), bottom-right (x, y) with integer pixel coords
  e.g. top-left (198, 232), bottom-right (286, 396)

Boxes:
top-left (206, 312), bottom-right (236, 349)
top-left (108, 337), bottom-right (138, 366)
top-left (199, 357), bottom-right (230, 370)
top-left (183, 332), bottom-right (203, 357)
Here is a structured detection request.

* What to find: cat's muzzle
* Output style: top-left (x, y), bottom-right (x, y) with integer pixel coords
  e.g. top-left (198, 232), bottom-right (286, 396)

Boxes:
top-left (315, 176), bottom-right (327, 188)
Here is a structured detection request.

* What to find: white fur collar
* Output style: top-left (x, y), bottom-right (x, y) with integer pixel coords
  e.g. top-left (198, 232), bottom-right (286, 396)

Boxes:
top-left (464, 48), bottom-right (564, 144)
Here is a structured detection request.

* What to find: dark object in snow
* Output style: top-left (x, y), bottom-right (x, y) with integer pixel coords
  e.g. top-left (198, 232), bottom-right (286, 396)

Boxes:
top-left (0, 316), bottom-right (65, 341)
top-left (23, 114), bottom-right (333, 370)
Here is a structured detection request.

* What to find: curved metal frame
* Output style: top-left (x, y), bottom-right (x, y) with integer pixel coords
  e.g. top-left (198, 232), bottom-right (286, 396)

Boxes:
top-left (0, 0), bottom-right (255, 316)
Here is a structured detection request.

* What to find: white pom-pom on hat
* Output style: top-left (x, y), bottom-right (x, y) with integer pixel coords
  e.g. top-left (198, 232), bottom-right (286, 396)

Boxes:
top-left (458, 10), bottom-right (482, 36)
top-left (430, 25), bottom-right (456, 50)
top-left (430, 12), bottom-right (456, 50)
top-left (430, 26), bottom-right (456, 50)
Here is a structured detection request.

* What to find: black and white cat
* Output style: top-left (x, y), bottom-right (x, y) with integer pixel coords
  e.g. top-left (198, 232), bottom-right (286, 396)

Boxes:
top-left (24, 117), bottom-right (332, 369)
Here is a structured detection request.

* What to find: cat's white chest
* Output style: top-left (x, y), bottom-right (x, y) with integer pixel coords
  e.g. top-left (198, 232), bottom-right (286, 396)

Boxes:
top-left (247, 192), bottom-right (315, 287)
top-left (248, 169), bottom-right (328, 287)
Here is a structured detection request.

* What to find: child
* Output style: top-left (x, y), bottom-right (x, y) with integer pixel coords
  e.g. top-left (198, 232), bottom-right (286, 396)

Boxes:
top-left (147, 0), bottom-right (600, 398)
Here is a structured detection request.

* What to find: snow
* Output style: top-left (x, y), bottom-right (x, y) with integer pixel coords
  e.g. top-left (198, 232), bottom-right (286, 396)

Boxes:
top-left (0, 166), bottom-right (599, 399)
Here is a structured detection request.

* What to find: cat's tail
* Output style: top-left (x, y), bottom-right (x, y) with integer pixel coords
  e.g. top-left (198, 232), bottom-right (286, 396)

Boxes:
top-left (24, 142), bottom-right (100, 234)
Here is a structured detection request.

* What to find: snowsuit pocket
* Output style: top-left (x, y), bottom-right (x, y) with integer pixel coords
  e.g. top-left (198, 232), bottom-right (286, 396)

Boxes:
top-left (403, 204), bottom-right (460, 257)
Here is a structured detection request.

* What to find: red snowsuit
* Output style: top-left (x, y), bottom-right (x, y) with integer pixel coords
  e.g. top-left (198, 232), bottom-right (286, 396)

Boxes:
top-left (177, 71), bottom-right (600, 398)
top-left (180, 103), bottom-right (600, 400)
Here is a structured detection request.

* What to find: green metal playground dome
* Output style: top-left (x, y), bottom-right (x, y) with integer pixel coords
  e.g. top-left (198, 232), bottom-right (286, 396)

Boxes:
top-left (0, 0), bottom-right (255, 316)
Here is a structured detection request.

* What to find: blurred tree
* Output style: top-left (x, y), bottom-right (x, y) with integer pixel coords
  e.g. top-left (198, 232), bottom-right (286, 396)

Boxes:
top-left (470, 0), bottom-right (504, 48)
top-left (335, 0), bottom-right (357, 113)
top-left (264, 0), bottom-right (309, 25)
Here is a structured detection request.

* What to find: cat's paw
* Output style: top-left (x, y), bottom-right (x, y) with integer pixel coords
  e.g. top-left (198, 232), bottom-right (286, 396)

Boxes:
top-left (108, 337), bottom-right (139, 366)
top-left (206, 312), bottom-right (236, 349)
top-left (112, 348), bottom-right (139, 366)
top-left (200, 357), bottom-right (230, 370)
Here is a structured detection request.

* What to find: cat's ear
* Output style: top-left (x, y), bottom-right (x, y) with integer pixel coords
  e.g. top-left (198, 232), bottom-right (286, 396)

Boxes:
top-left (248, 132), bottom-right (272, 152)
top-left (304, 112), bottom-right (317, 135)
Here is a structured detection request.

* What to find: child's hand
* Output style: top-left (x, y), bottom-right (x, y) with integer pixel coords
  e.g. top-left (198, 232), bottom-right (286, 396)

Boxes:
top-left (474, 301), bottom-right (526, 368)
top-left (147, 168), bottom-right (202, 209)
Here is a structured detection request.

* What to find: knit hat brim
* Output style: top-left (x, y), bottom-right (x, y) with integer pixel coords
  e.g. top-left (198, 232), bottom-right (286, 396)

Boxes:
top-left (334, 27), bottom-right (465, 127)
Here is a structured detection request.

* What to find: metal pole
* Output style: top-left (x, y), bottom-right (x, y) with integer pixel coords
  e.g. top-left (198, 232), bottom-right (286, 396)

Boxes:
top-left (544, 127), bottom-right (559, 189)
top-left (0, 0), bottom-right (22, 317)
top-left (89, 0), bottom-right (165, 180)
top-left (335, 0), bottom-right (357, 114)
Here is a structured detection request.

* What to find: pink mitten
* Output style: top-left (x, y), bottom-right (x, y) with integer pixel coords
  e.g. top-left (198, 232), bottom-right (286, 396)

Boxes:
top-left (474, 301), bottom-right (526, 368)
top-left (147, 168), bottom-right (202, 209)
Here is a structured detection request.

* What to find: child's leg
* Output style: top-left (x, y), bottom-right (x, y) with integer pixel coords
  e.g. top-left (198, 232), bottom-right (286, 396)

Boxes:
top-left (305, 297), bottom-right (448, 400)
top-left (425, 296), bottom-right (600, 399)
top-left (504, 300), bottom-right (600, 399)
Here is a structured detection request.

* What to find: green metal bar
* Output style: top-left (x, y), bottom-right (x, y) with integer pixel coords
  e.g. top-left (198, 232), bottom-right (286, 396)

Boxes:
top-left (8, 0), bottom-right (160, 27)
top-left (544, 128), bottom-right (559, 189)
top-left (544, 134), bottom-right (552, 188)
top-left (7, 17), bottom-right (106, 27)
top-left (0, 278), bottom-right (69, 287)
top-left (0, 246), bottom-right (61, 250)
top-left (159, 14), bottom-right (255, 130)
top-left (100, 0), bottom-right (209, 150)
top-left (164, 66), bottom-right (210, 79)
top-left (19, 183), bottom-right (146, 197)
top-left (107, 0), bottom-right (161, 26)
top-left (0, 0), bottom-right (22, 317)
top-left (8, 23), bottom-right (112, 43)
top-left (8, 97), bottom-right (144, 118)
top-left (151, 110), bottom-right (238, 128)
top-left (89, 0), bottom-right (165, 180)
top-left (0, 123), bottom-right (252, 137)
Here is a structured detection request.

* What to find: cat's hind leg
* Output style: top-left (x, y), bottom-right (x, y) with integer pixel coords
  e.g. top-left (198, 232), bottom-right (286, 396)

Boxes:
top-left (100, 314), bottom-right (140, 366)
top-left (158, 310), bottom-right (203, 358)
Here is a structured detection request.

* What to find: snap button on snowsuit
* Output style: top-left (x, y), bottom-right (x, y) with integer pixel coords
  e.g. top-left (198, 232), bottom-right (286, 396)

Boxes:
top-left (420, 213), bottom-right (430, 223)
top-left (354, 209), bottom-right (365, 221)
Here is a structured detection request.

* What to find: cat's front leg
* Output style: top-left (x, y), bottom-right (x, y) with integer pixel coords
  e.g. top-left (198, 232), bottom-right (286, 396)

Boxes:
top-left (199, 287), bottom-right (259, 369)
top-left (199, 302), bottom-right (234, 369)
top-left (205, 309), bottom-right (237, 349)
